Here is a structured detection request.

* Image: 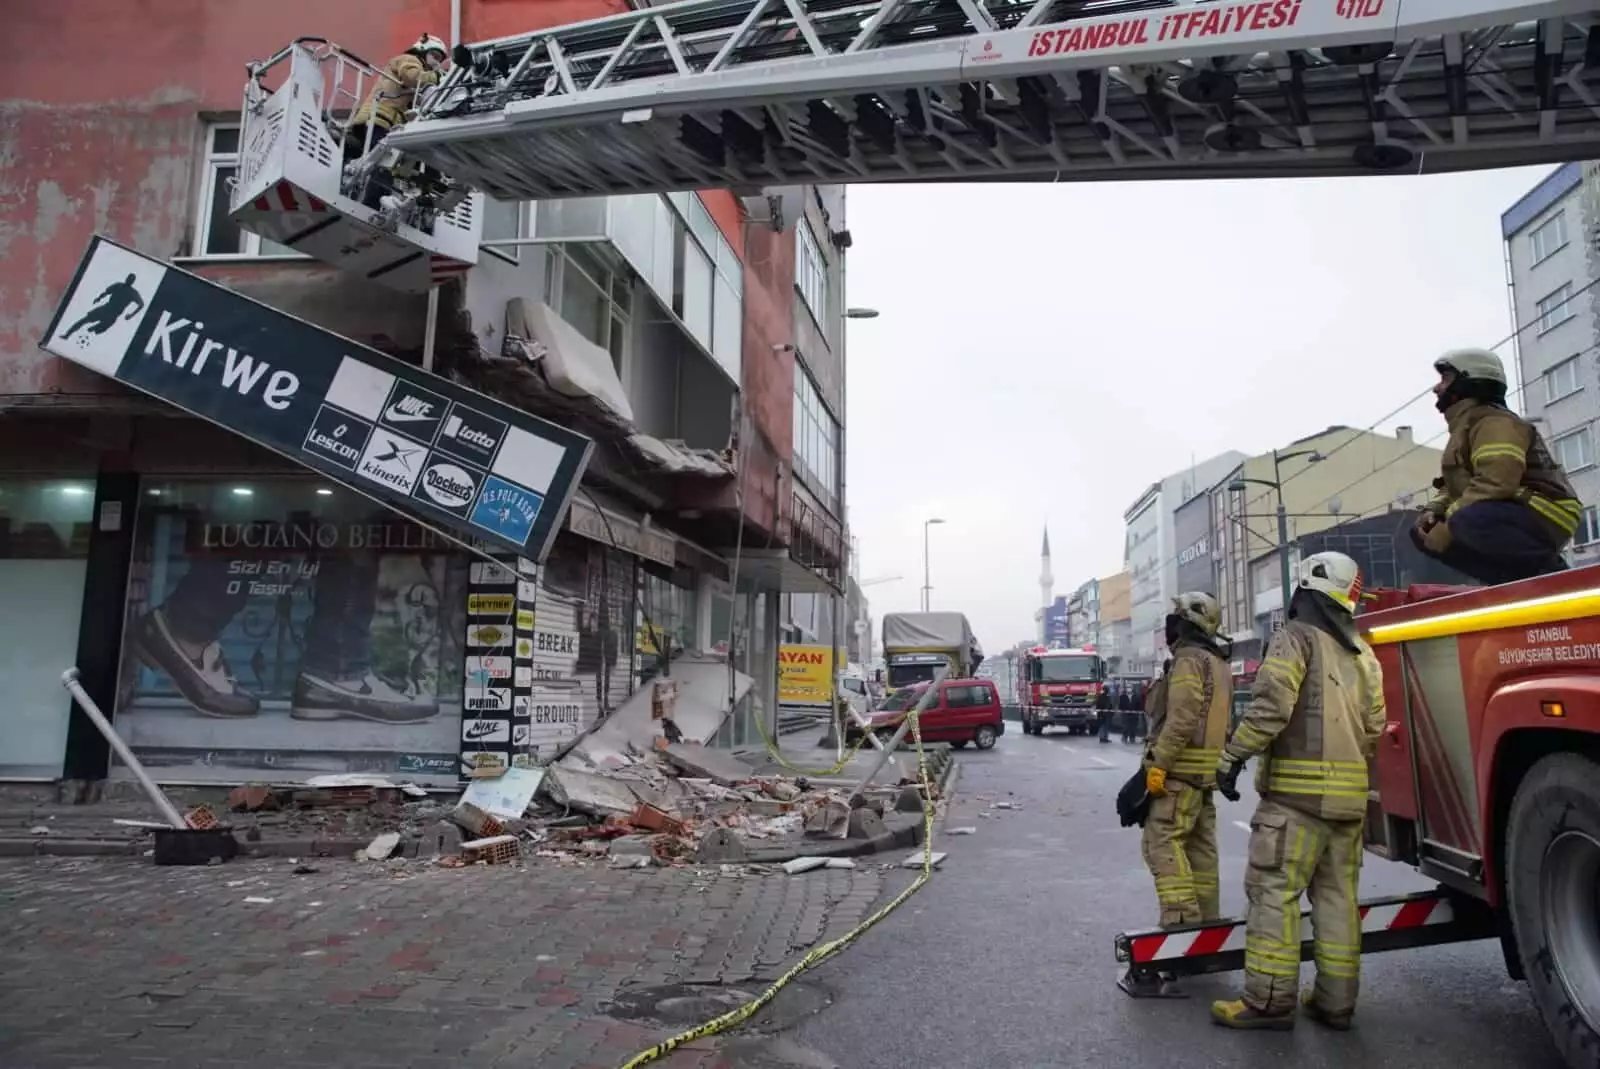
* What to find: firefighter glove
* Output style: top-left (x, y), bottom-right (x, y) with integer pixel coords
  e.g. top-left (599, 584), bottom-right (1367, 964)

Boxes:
top-left (1145, 766), bottom-right (1168, 798)
top-left (1215, 755), bottom-right (1244, 802)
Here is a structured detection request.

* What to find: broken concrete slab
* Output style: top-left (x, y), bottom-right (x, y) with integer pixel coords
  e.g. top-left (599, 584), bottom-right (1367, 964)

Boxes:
top-left (782, 856), bottom-right (828, 875)
top-left (362, 832), bottom-right (400, 861)
top-left (543, 767), bottom-right (642, 819)
top-left (695, 828), bottom-right (748, 863)
top-left (894, 786), bottom-right (926, 813)
top-left (901, 850), bottom-right (947, 869)
top-left (657, 744), bottom-right (757, 787)
top-left (424, 821), bottom-right (463, 858)
top-left (846, 809), bottom-right (886, 840)
top-left (803, 801), bottom-right (849, 838)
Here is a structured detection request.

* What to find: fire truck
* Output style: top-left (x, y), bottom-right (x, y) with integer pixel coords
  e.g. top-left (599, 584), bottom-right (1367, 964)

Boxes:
top-left (1115, 572), bottom-right (1600, 1068)
top-left (1019, 645), bottom-right (1107, 736)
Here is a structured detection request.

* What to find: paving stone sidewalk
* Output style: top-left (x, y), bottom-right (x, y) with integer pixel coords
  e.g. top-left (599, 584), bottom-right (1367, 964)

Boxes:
top-left (0, 854), bottom-right (889, 1069)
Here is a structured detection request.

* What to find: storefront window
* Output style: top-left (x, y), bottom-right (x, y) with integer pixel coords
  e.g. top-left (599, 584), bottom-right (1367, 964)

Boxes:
top-left (709, 582), bottom-right (771, 749)
top-left (115, 480), bottom-right (469, 785)
top-left (635, 566), bottom-right (698, 684)
top-left (0, 479), bottom-right (95, 778)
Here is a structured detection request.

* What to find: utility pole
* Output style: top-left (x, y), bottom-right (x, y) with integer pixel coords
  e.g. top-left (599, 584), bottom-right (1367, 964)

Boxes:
top-left (921, 517), bottom-right (944, 611)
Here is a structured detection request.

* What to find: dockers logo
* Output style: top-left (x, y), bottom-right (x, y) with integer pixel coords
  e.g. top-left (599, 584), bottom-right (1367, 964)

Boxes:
top-left (419, 461), bottom-right (477, 509)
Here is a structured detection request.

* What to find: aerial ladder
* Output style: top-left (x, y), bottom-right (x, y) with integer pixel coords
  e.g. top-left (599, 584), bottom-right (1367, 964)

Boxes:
top-left (232, 2), bottom-right (1600, 280)
top-left (381, 0), bottom-right (1600, 201)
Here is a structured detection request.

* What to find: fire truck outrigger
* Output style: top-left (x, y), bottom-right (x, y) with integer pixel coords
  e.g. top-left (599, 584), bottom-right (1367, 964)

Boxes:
top-left (1115, 573), bottom-right (1600, 1068)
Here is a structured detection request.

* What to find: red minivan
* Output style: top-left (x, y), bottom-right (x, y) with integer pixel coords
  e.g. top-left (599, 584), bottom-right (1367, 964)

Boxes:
top-left (849, 678), bottom-right (1004, 750)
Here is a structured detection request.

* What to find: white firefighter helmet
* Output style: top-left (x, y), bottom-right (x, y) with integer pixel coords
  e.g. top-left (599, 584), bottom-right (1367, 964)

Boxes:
top-left (1296, 551), bottom-right (1363, 612)
top-left (412, 34), bottom-right (449, 60)
top-left (1169, 591), bottom-right (1222, 637)
top-left (1434, 348), bottom-right (1507, 387)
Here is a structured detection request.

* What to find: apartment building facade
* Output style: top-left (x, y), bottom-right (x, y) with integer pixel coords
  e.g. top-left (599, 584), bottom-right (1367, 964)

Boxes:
top-left (0, 0), bottom-right (849, 783)
top-left (1503, 162), bottom-right (1600, 565)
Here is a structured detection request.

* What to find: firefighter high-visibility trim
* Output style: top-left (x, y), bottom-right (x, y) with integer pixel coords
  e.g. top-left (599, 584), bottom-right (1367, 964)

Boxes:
top-left (1114, 888), bottom-right (1498, 988)
top-left (1172, 747), bottom-right (1221, 776)
top-left (1363, 586), bottom-right (1600, 646)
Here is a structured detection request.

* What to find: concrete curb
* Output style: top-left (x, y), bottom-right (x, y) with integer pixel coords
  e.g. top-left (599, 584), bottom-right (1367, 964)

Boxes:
top-left (0, 835), bottom-right (371, 860)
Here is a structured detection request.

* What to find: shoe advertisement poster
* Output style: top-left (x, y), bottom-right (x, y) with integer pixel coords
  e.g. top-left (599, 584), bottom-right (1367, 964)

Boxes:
top-left (113, 480), bottom-right (468, 786)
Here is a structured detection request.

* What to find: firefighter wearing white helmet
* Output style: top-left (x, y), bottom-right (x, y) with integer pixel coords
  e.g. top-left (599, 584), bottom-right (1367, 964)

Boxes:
top-left (1210, 552), bottom-right (1386, 1032)
top-left (1135, 591), bottom-right (1233, 944)
top-left (342, 34), bottom-right (452, 202)
top-left (1414, 348), bottom-right (1581, 584)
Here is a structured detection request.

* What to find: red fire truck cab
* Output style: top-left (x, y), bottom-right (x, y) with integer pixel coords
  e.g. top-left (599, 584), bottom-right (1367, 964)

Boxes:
top-left (1020, 645), bottom-right (1106, 736)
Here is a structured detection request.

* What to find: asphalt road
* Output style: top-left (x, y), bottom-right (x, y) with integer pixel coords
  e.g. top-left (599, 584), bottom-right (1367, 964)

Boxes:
top-left (789, 728), bottom-right (1568, 1069)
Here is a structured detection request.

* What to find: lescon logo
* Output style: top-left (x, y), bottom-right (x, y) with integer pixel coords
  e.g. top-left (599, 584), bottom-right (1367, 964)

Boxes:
top-left (60, 274), bottom-right (146, 349)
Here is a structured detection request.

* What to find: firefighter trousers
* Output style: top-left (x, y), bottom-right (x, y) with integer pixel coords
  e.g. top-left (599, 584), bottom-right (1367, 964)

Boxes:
top-left (1141, 781), bottom-right (1220, 926)
top-left (1242, 798), bottom-right (1365, 1016)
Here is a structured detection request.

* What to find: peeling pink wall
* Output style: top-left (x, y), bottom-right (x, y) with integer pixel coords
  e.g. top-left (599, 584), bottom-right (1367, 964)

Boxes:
top-left (0, 0), bottom-right (623, 398)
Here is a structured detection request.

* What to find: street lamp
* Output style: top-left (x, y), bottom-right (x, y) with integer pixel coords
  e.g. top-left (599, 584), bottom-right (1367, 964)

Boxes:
top-left (1228, 448), bottom-right (1325, 622)
top-left (845, 307), bottom-right (881, 319)
top-left (922, 518), bottom-right (945, 611)
top-left (859, 575), bottom-right (904, 587)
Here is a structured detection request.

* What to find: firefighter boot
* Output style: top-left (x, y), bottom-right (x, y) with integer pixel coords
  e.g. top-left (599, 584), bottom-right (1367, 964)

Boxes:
top-left (1301, 989), bottom-right (1352, 1031)
top-left (1210, 999), bottom-right (1296, 1030)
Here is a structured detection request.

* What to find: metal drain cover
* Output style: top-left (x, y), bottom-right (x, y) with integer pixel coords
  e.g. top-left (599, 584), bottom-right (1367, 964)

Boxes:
top-left (603, 981), bottom-right (831, 1033)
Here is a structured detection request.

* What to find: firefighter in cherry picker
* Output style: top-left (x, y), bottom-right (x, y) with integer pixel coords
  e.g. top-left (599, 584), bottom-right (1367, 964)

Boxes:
top-left (1138, 592), bottom-right (1234, 948)
top-left (342, 34), bottom-right (451, 208)
top-left (1210, 551), bottom-right (1386, 1032)
top-left (1412, 348), bottom-right (1582, 585)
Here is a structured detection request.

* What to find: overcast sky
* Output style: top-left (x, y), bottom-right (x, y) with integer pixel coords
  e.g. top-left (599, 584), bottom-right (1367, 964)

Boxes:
top-left (843, 165), bottom-right (1554, 651)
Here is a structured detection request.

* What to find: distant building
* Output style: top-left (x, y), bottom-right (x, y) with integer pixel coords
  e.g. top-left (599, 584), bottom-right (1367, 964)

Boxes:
top-left (1502, 163), bottom-right (1600, 565)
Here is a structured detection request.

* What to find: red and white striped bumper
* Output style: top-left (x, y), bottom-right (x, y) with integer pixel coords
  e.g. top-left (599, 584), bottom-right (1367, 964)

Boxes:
top-left (1115, 888), bottom-right (1496, 980)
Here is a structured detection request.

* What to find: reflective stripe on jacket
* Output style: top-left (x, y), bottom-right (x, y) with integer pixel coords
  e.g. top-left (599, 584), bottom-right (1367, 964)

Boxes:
top-left (351, 53), bottom-right (439, 131)
top-left (1144, 640), bottom-right (1233, 788)
top-left (1224, 621), bottom-right (1385, 822)
top-left (1428, 398), bottom-right (1582, 543)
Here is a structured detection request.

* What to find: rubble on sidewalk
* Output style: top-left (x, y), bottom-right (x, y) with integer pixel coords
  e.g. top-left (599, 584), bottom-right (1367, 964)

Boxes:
top-left (1, 721), bottom-right (952, 871)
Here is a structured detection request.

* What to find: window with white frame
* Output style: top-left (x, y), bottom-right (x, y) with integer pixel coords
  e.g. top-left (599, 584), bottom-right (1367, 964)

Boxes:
top-left (667, 193), bottom-right (743, 383)
top-left (1553, 425), bottom-right (1596, 473)
top-left (1545, 354), bottom-right (1582, 404)
top-left (546, 244), bottom-right (632, 376)
top-left (1579, 505), bottom-right (1600, 546)
top-left (793, 367), bottom-right (840, 504)
top-left (480, 198), bottom-right (526, 263)
top-left (796, 221), bottom-right (828, 324)
top-left (1530, 211), bottom-right (1568, 265)
top-left (1536, 283), bottom-right (1576, 334)
top-left (192, 125), bottom-right (301, 259)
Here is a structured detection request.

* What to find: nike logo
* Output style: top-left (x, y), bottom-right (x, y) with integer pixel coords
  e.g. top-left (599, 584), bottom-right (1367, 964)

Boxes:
top-left (385, 396), bottom-right (436, 422)
top-left (464, 721), bottom-right (501, 739)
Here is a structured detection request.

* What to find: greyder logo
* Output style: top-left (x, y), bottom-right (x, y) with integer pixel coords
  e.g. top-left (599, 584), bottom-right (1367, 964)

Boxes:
top-left (420, 462), bottom-right (476, 508)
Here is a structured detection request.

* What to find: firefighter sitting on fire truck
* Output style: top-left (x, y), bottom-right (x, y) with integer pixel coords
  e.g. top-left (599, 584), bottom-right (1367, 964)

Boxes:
top-left (342, 34), bottom-right (450, 209)
top-left (1140, 592), bottom-right (1233, 939)
top-left (1211, 551), bottom-right (1386, 1032)
top-left (1412, 348), bottom-right (1581, 585)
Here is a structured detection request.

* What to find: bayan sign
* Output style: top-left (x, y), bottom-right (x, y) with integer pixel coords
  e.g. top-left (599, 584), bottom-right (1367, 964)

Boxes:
top-left (39, 237), bottom-right (594, 561)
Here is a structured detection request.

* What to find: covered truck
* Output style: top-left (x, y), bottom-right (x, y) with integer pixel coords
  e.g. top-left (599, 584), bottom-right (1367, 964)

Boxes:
top-left (881, 612), bottom-right (984, 692)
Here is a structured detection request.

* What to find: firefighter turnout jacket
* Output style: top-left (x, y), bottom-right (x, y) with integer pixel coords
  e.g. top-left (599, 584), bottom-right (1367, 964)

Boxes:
top-left (1428, 398), bottom-right (1582, 544)
top-left (1224, 622), bottom-right (1385, 822)
top-left (352, 53), bottom-right (441, 131)
top-left (1145, 638), bottom-right (1232, 789)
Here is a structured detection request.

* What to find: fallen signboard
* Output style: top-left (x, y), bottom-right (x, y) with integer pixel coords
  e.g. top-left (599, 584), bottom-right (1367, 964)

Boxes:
top-left (38, 235), bottom-right (594, 562)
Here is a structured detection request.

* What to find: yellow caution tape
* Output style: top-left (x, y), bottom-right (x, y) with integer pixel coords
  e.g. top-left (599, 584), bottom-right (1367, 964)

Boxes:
top-left (616, 705), bottom-right (941, 1069)
top-left (748, 701), bottom-right (875, 777)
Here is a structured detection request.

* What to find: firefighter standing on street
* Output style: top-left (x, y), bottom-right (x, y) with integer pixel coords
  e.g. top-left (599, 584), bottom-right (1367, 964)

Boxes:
top-left (1141, 592), bottom-right (1234, 930)
top-left (1412, 348), bottom-right (1581, 585)
top-left (1211, 551), bottom-right (1386, 1032)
